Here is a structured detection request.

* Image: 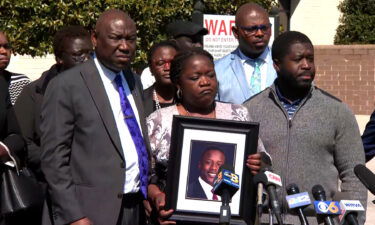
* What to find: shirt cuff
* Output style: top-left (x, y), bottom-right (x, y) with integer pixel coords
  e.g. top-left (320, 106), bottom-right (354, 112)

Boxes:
top-left (0, 141), bottom-right (17, 168)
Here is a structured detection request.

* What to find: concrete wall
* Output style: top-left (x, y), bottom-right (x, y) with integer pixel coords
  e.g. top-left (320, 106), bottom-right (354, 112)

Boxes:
top-left (7, 54), bottom-right (55, 81)
top-left (289, 0), bottom-right (342, 45)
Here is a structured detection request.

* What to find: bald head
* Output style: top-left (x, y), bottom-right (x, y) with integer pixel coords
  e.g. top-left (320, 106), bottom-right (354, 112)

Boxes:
top-left (92, 9), bottom-right (137, 71)
top-left (95, 9), bottom-right (134, 35)
top-left (232, 3), bottom-right (271, 58)
top-left (235, 3), bottom-right (269, 27)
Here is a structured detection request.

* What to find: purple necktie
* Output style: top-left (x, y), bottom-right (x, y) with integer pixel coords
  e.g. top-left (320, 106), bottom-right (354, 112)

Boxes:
top-left (114, 74), bottom-right (148, 199)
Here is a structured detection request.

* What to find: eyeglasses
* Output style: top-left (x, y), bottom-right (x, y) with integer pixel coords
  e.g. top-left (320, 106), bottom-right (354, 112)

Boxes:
top-left (0, 43), bottom-right (12, 50)
top-left (239, 23), bottom-right (272, 36)
top-left (154, 60), bottom-right (172, 69)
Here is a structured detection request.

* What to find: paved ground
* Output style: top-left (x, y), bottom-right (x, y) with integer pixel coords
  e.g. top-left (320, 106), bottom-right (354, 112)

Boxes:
top-left (365, 159), bottom-right (375, 225)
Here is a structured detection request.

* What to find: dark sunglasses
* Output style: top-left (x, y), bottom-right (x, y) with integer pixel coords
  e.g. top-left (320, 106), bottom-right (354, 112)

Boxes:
top-left (239, 23), bottom-right (272, 36)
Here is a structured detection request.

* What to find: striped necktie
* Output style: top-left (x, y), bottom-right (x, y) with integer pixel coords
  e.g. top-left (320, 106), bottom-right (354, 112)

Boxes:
top-left (114, 74), bottom-right (148, 199)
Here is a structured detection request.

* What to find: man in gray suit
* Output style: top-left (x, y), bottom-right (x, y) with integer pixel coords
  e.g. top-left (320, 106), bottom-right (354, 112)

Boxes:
top-left (41, 9), bottom-right (150, 225)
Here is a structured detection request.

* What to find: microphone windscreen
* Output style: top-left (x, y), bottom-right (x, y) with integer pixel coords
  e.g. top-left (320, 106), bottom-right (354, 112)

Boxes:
top-left (253, 172), bottom-right (268, 185)
top-left (286, 183), bottom-right (300, 195)
top-left (312, 184), bottom-right (326, 201)
top-left (354, 164), bottom-right (375, 195)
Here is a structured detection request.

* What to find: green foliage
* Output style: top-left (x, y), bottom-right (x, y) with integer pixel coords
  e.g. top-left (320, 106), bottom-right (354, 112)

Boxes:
top-left (334, 0), bottom-right (375, 44)
top-left (0, 0), bottom-right (276, 66)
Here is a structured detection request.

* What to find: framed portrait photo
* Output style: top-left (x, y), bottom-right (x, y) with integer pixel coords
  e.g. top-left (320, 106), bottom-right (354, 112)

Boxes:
top-left (165, 115), bottom-right (259, 225)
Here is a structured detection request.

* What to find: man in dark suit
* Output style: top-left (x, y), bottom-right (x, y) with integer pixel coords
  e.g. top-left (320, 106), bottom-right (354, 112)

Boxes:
top-left (40, 9), bottom-right (150, 225)
top-left (187, 147), bottom-right (226, 200)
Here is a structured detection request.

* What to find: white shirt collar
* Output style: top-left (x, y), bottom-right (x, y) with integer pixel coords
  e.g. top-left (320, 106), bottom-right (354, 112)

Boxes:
top-left (92, 53), bottom-right (122, 82)
top-left (238, 47), bottom-right (270, 65)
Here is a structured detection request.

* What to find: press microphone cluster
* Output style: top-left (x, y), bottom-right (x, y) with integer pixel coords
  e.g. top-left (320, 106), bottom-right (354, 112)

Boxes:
top-left (213, 165), bottom-right (239, 225)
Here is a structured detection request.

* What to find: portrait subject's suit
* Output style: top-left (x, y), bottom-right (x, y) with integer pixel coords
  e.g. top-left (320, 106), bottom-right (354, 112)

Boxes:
top-left (40, 59), bottom-right (150, 225)
top-left (187, 179), bottom-right (206, 199)
top-left (214, 47), bottom-right (277, 104)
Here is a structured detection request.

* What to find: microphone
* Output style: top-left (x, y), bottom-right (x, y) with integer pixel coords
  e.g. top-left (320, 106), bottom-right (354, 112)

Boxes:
top-left (286, 183), bottom-right (311, 225)
top-left (253, 172), bottom-right (268, 217)
top-left (213, 165), bottom-right (239, 225)
top-left (334, 193), bottom-right (364, 225)
top-left (262, 168), bottom-right (283, 225)
top-left (353, 164), bottom-right (375, 195)
top-left (312, 184), bottom-right (340, 225)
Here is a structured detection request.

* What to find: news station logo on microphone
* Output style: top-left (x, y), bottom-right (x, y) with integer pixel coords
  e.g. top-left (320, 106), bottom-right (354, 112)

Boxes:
top-left (213, 169), bottom-right (240, 196)
top-left (314, 201), bottom-right (341, 215)
top-left (286, 192), bottom-right (311, 209)
top-left (338, 200), bottom-right (364, 222)
top-left (264, 171), bottom-right (282, 186)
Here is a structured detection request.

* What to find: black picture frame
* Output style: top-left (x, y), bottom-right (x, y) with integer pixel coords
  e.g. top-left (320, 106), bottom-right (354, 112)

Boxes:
top-left (165, 115), bottom-right (259, 225)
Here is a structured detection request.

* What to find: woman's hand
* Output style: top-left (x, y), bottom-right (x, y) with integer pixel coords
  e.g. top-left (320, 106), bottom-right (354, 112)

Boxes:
top-left (148, 184), bottom-right (175, 225)
top-left (246, 153), bottom-right (261, 175)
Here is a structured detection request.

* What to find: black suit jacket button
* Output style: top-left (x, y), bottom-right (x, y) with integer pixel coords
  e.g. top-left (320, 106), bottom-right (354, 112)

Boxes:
top-left (120, 162), bottom-right (125, 168)
top-left (118, 193), bottom-right (123, 198)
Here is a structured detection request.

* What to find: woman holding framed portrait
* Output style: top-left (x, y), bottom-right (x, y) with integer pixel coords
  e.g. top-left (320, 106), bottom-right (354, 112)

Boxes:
top-left (146, 48), bottom-right (267, 225)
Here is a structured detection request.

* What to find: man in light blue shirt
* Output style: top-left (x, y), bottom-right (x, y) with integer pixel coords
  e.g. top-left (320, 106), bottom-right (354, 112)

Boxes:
top-left (215, 3), bottom-right (277, 104)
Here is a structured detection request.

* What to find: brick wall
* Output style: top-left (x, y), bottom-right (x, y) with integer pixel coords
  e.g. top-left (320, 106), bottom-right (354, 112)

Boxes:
top-left (314, 45), bottom-right (375, 115)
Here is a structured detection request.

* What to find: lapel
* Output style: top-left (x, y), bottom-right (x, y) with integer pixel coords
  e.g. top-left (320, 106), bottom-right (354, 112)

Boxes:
top-left (79, 59), bottom-right (124, 160)
top-left (143, 84), bottom-right (154, 118)
top-left (230, 49), bottom-right (251, 100)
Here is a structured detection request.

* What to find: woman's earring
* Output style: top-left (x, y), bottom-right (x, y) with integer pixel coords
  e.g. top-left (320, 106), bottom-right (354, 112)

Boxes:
top-left (177, 88), bottom-right (182, 99)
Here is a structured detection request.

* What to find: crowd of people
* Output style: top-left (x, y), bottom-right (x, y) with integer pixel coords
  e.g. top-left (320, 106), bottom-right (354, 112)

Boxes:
top-left (0, 2), bottom-right (373, 225)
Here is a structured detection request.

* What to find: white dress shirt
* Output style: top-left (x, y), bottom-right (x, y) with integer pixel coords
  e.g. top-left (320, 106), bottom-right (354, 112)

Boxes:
top-left (94, 54), bottom-right (141, 194)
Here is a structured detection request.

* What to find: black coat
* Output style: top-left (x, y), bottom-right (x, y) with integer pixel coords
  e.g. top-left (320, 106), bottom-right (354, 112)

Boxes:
top-left (14, 64), bottom-right (60, 180)
top-left (0, 73), bottom-right (25, 165)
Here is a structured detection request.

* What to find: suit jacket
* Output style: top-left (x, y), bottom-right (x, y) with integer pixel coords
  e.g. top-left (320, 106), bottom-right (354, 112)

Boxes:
top-left (186, 178), bottom-right (207, 200)
top-left (40, 59), bottom-right (151, 225)
top-left (214, 47), bottom-right (277, 104)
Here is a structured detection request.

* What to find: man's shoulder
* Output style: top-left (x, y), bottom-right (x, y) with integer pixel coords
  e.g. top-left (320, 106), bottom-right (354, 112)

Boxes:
top-left (314, 87), bottom-right (342, 103)
top-left (214, 49), bottom-right (240, 67)
top-left (313, 87), bottom-right (354, 111)
top-left (57, 60), bottom-right (96, 81)
top-left (243, 88), bottom-right (271, 105)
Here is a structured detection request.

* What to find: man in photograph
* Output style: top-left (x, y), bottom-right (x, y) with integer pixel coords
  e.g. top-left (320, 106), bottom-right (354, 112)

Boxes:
top-left (187, 146), bottom-right (226, 200)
